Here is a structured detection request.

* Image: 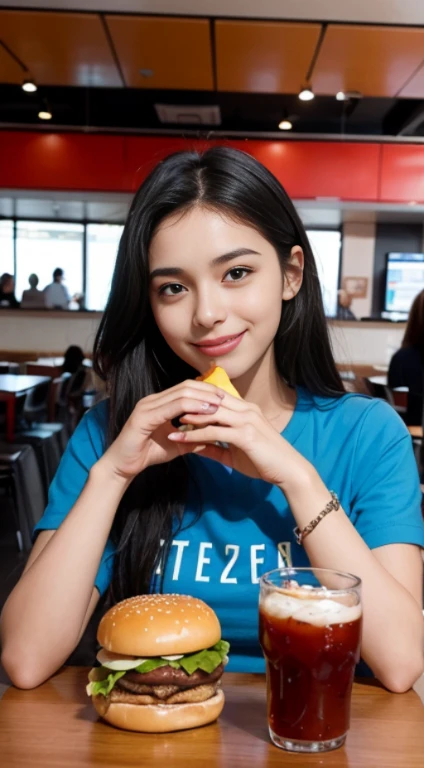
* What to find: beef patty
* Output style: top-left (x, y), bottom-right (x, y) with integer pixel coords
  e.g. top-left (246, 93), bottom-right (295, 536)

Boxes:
top-left (124, 662), bottom-right (224, 688)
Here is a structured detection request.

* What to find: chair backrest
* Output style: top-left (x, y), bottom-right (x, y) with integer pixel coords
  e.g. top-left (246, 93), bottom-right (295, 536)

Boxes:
top-left (363, 377), bottom-right (388, 400)
top-left (384, 386), bottom-right (408, 415)
top-left (23, 380), bottom-right (51, 415)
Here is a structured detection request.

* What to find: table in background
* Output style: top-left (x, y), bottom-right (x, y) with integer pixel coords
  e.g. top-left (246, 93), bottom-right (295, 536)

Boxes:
top-left (0, 374), bottom-right (51, 441)
top-left (0, 668), bottom-right (423, 767)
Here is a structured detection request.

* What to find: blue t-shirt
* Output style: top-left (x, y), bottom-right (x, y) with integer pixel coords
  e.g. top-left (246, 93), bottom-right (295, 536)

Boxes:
top-left (34, 387), bottom-right (424, 673)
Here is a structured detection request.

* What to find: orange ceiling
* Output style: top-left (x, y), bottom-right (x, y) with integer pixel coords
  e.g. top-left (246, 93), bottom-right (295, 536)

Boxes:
top-left (215, 20), bottom-right (321, 93)
top-left (313, 24), bottom-right (424, 97)
top-left (2, 11), bottom-right (424, 98)
top-left (0, 10), bottom-right (122, 87)
top-left (105, 16), bottom-right (213, 90)
top-left (0, 43), bottom-right (22, 86)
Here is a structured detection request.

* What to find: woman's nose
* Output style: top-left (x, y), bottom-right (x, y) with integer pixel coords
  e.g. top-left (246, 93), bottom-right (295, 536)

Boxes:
top-left (192, 288), bottom-right (227, 328)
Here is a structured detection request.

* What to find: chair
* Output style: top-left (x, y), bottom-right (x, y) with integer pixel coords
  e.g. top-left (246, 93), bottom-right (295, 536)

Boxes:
top-left (384, 386), bottom-right (408, 417)
top-left (22, 379), bottom-right (51, 425)
top-left (12, 428), bottom-right (62, 499)
top-left (0, 362), bottom-right (19, 374)
top-left (0, 443), bottom-right (45, 551)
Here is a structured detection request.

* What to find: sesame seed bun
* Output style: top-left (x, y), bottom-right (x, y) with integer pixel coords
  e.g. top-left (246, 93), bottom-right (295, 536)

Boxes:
top-left (97, 594), bottom-right (222, 656)
top-left (93, 689), bottom-right (225, 733)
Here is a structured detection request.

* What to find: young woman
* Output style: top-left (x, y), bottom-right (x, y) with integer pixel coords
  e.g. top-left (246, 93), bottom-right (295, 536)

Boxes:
top-left (1, 148), bottom-right (423, 691)
top-left (388, 289), bottom-right (424, 427)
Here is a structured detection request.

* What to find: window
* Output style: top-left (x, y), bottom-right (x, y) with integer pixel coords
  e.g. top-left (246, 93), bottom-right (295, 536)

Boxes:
top-left (0, 220), bottom-right (14, 276)
top-left (306, 230), bottom-right (341, 317)
top-left (85, 224), bottom-right (124, 311)
top-left (16, 221), bottom-right (84, 302)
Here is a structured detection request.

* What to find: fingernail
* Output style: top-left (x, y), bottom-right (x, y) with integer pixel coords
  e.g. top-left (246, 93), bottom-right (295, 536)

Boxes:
top-left (217, 390), bottom-right (226, 399)
top-left (201, 402), bottom-right (218, 412)
top-left (168, 432), bottom-right (182, 440)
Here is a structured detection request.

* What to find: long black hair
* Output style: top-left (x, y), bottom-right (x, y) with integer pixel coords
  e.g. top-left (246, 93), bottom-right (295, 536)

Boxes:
top-left (93, 146), bottom-right (345, 605)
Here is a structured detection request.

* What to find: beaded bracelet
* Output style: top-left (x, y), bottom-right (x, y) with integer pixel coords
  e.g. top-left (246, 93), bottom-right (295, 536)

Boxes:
top-left (294, 491), bottom-right (340, 545)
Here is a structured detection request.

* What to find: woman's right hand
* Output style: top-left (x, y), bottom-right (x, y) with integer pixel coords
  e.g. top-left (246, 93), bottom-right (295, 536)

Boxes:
top-left (97, 380), bottom-right (225, 482)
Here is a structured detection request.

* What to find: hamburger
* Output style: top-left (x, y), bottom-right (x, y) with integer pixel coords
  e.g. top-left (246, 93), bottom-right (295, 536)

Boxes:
top-left (86, 594), bottom-right (230, 732)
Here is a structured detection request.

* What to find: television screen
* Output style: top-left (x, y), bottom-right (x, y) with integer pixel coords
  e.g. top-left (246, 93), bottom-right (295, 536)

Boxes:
top-left (385, 253), bottom-right (424, 313)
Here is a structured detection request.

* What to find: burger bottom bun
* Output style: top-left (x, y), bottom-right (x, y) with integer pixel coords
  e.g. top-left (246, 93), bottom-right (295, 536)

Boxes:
top-left (93, 689), bottom-right (225, 733)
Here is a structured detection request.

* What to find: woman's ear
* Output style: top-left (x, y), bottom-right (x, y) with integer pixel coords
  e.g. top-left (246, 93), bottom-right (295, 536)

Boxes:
top-left (282, 245), bottom-right (304, 301)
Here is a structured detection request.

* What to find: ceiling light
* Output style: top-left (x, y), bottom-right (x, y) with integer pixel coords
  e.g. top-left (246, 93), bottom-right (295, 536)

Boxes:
top-left (38, 109), bottom-right (52, 120)
top-left (336, 90), bottom-right (363, 101)
top-left (278, 119), bottom-right (293, 131)
top-left (298, 86), bottom-right (315, 102)
top-left (22, 78), bottom-right (37, 93)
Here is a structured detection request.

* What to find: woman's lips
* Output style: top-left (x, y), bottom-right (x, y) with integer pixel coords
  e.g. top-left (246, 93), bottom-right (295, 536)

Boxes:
top-left (192, 331), bottom-right (246, 357)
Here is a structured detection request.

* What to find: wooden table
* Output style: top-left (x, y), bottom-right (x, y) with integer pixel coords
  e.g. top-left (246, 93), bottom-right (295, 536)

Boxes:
top-left (0, 374), bottom-right (51, 441)
top-left (0, 668), bottom-right (423, 767)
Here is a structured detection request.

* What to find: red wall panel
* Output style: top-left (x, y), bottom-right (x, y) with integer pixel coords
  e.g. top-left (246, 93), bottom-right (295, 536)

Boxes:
top-left (126, 137), bottom-right (381, 201)
top-left (0, 131), bottom-right (127, 192)
top-left (380, 144), bottom-right (424, 203)
top-left (0, 130), bottom-right (383, 201)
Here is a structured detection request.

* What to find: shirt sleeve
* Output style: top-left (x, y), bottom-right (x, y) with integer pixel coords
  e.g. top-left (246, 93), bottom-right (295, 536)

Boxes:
top-left (33, 401), bottom-right (116, 595)
top-left (350, 399), bottom-right (424, 549)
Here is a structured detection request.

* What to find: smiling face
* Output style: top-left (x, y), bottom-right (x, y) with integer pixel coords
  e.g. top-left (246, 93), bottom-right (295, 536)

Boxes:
top-left (148, 206), bottom-right (303, 382)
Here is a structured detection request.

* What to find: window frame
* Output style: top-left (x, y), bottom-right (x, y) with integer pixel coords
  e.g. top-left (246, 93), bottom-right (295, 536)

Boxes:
top-left (1, 215), bottom-right (126, 311)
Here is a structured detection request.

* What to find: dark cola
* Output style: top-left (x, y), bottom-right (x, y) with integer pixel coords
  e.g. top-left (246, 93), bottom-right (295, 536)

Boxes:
top-left (259, 588), bottom-right (362, 747)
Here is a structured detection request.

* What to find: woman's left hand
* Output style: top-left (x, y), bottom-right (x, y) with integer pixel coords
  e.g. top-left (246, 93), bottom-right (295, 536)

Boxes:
top-left (168, 392), bottom-right (311, 490)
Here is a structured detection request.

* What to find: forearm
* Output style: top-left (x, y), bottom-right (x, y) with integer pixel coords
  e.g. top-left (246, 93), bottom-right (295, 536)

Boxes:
top-left (0, 460), bottom-right (129, 683)
top-left (282, 469), bottom-right (424, 692)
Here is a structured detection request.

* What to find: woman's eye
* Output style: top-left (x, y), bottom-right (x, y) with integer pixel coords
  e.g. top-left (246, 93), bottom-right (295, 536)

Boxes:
top-left (224, 267), bottom-right (252, 282)
top-left (159, 283), bottom-right (186, 296)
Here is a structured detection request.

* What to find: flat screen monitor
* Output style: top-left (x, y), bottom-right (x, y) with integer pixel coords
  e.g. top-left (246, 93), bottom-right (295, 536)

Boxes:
top-left (385, 252), bottom-right (424, 313)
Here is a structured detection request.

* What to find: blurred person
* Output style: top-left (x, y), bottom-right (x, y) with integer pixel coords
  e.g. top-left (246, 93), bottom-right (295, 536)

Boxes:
top-left (43, 268), bottom-right (71, 310)
top-left (21, 273), bottom-right (45, 309)
top-left (336, 289), bottom-right (356, 320)
top-left (0, 273), bottom-right (19, 308)
top-left (58, 346), bottom-right (95, 431)
top-left (388, 289), bottom-right (424, 426)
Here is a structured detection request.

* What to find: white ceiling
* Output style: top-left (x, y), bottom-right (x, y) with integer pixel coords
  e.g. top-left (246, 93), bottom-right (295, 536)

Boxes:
top-left (1, 0), bottom-right (424, 26)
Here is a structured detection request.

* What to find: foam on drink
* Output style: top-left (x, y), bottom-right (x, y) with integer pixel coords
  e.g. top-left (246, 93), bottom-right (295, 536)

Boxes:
top-left (261, 586), bottom-right (362, 628)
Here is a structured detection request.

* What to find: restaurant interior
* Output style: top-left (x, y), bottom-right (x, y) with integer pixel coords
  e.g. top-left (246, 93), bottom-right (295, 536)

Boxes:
top-left (0, 0), bottom-right (424, 765)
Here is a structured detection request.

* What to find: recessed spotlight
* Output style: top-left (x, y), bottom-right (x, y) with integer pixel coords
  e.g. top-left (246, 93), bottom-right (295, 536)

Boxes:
top-left (298, 86), bottom-right (315, 102)
top-left (22, 78), bottom-right (37, 93)
top-left (278, 119), bottom-right (293, 130)
top-left (38, 109), bottom-right (52, 120)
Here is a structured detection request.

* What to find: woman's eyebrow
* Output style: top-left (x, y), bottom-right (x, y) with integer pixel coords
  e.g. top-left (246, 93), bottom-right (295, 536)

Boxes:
top-left (149, 247), bottom-right (260, 280)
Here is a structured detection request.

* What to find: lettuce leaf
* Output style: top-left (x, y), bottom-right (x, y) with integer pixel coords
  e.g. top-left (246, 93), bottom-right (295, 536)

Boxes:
top-left (87, 640), bottom-right (230, 697)
top-left (135, 658), bottom-right (181, 674)
top-left (86, 669), bottom-right (126, 697)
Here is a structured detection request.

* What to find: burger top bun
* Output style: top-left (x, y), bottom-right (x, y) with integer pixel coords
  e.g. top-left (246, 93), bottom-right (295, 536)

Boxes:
top-left (196, 364), bottom-right (241, 399)
top-left (97, 594), bottom-right (222, 657)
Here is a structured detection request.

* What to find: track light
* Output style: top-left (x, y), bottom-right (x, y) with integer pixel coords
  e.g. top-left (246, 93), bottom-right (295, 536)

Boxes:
top-left (278, 119), bottom-right (293, 131)
top-left (22, 78), bottom-right (37, 93)
top-left (298, 86), bottom-right (315, 102)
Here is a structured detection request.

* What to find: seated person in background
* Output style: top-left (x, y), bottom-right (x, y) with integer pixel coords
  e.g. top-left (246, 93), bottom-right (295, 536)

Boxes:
top-left (58, 346), bottom-right (94, 431)
top-left (336, 289), bottom-right (357, 320)
top-left (21, 273), bottom-right (45, 309)
top-left (43, 268), bottom-right (70, 309)
top-left (388, 289), bottom-right (424, 426)
top-left (0, 273), bottom-right (19, 308)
